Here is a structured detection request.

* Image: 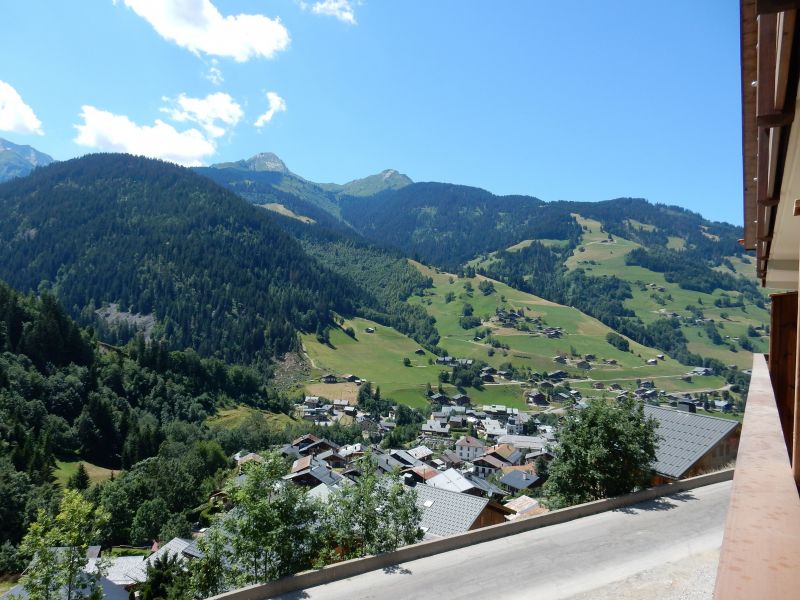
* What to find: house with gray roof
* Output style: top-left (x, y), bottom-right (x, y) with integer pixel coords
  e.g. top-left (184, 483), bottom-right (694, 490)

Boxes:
top-left (413, 484), bottom-right (513, 539)
top-left (1, 577), bottom-right (128, 600)
top-left (643, 405), bottom-right (741, 484)
top-left (123, 537), bottom-right (193, 585)
top-left (499, 470), bottom-right (541, 493)
top-left (426, 468), bottom-right (505, 500)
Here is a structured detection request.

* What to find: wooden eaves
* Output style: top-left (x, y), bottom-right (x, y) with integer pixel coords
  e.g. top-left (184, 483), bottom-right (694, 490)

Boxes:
top-left (741, 0), bottom-right (800, 284)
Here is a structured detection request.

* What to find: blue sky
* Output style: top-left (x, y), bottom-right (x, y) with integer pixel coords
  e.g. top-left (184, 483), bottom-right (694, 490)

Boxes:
top-left (0, 1), bottom-right (743, 223)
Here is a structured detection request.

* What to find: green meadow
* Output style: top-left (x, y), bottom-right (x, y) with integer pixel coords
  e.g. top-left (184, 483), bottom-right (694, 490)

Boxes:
top-left (301, 259), bottom-right (735, 410)
top-left (566, 215), bottom-right (770, 369)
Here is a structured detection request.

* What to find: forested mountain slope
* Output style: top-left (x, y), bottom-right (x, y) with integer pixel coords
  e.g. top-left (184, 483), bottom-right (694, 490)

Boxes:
top-left (0, 154), bottom-right (357, 366)
top-left (198, 152), bottom-right (764, 370)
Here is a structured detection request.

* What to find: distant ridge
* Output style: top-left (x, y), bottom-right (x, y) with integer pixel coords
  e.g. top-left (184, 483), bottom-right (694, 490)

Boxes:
top-left (211, 152), bottom-right (290, 174)
top-left (0, 137), bottom-right (54, 182)
top-left (320, 168), bottom-right (413, 197)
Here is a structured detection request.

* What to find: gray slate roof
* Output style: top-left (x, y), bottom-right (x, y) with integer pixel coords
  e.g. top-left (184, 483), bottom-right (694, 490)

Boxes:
top-left (124, 537), bottom-right (193, 584)
top-left (499, 470), bottom-right (540, 491)
top-left (644, 404), bottom-right (740, 479)
top-left (1, 577), bottom-right (128, 600)
top-left (414, 484), bottom-right (489, 538)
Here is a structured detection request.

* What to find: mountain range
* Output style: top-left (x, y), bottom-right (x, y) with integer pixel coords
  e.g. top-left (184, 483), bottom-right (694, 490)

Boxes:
top-left (0, 144), bottom-right (766, 378)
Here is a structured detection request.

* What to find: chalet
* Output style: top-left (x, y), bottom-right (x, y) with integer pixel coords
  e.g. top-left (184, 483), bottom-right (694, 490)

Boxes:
top-left (414, 348), bottom-right (425, 355)
top-left (413, 484), bottom-right (514, 540)
top-left (304, 395), bottom-right (321, 407)
top-left (448, 414), bottom-right (468, 428)
top-left (505, 415), bottom-right (523, 435)
top-left (481, 373), bottom-right (495, 383)
top-left (592, 382), bottom-right (605, 389)
top-left (452, 392), bottom-right (471, 406)
top-left (291, 433), bottom-right (322, 450)
top-left (646, 358), bottom-right (658, 365)
top-left (548, 370), bottom-right (568, 380)
top-left (552, 355), bottom-right (568, 364)
top-left (408, 445), bottom-right (434, 463)
top-left (455, 435), bottom-right (485, 462)
top-left (498, 370), bottom-right (512, 379)
top-left (643, 405), bottom-right (740, 485)
top-left (480, 418), bottom-right (507, 440)
top-left (402, 464), bottom-right (440, 484)
top-left (499, 470), bottom-right (541, 494)
top-left (681, 374), bottom-right (693, 382)
top-left (338, 443), bottom-right (366, 460)
top-left (689, 366), bottom-right (713, 376)
top-left (584, 354), bottom-right (596, 360)
top-left (315, 450), bottom-right (348, 469)
top-left (714, 400), bottom-right (734, 413)
top-left (635, 388), bottom-right (658, 400)
top-left (389, 449), bottom-right (423, 468)
top-left (283, 460), bottom-right (343, 488)
top-left (526, 391), bottom-right (548, 406)
top-left (497, 434), bottom-right (548, 452)
top-left (575, 360), bottom-right (592, 370)
top-left (296, 437), bottom-right (341, 457)
top-left (539, 380), bottom-right (554, 390)
top-left (524, 449), bottom-right (556, 466)
top-left (426, 468), bottom-right (505, 500)
top-left (472, 453), bottom-right (508, 478)
top-left (421, 420), bottom-right (451, 437)
top-left (484, 443), bottom-right (523, 466)
top-left (504, 495), bottom-right (548, 521)
top-left (657, 354), bottom-right (666, 360)
top-left (640, 380), bottom-right (655, 389)
top-left (365, 327), bottom-right (375, 333)
top-left (429, 392), bottom-right (448, 404)
top-left (320, 373), bottom-right (337, 384)
top-left (676, 401), bottom-right (697, 413)
top-left (609, 383), bottom-right (623, 390)
top-left (341, 373), bottom-right (359, 382)
top-left (603, 358), bottom-right (618, 365)
top-left (234, 451), bottom-right (263, 466)
top-left (439, 449), bottom-right (462, 468)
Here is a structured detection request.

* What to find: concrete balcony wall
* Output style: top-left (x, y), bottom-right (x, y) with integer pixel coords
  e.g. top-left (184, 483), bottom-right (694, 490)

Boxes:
top-left (713, 354), bottom-right (800, 599)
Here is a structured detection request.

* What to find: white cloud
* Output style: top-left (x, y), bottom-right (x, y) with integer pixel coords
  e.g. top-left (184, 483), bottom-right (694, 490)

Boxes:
top-left (0, 80), bottom-right (43, 135)
top-left (74, 105), bottom-right (215, 166)
top-left (311, 0), bottom-right (357, 25)
top-left (122, 0), bottom-right (290, 62)
top-left (162, 92), bottom-right (243, 138)
top-left (205, 64), bottom-right (223, 85)
top-left (254, 92), bottom-right (287, 127)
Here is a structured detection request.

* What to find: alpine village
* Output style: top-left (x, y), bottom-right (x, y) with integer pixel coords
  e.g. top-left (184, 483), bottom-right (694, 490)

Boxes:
top-left (0, 2), bottom-right (799, 600)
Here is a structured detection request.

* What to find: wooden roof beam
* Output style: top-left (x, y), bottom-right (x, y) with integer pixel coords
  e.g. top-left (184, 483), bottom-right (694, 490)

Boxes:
top-left (756, 0), bottom-right (800, 14)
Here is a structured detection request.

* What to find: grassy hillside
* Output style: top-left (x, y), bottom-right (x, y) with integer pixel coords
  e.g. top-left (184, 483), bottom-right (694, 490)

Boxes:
top-left (301, 263), bottom-right (732, 411)
top-left (566, 214), bottom-right (770, 369)
top-left (54, 460), bottom-right (116, 486)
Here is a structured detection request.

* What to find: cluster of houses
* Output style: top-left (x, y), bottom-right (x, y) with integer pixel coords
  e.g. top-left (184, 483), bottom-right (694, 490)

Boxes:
top-left (489, 308), bottom-right (562, 338)
top-left (2, 395), bottom-right (743, 600)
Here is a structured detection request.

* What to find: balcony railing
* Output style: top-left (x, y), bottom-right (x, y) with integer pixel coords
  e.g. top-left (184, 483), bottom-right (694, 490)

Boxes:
top-left (713, 354), bottom-right (800, 598)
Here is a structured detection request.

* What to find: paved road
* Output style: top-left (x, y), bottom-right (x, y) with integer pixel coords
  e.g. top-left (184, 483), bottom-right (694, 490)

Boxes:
top-left (272, 481), bottom-right (731, 600)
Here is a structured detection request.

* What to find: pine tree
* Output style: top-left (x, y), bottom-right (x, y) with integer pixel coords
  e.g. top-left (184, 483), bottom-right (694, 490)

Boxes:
top-left (67, 463), bottom-right (90, 491)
